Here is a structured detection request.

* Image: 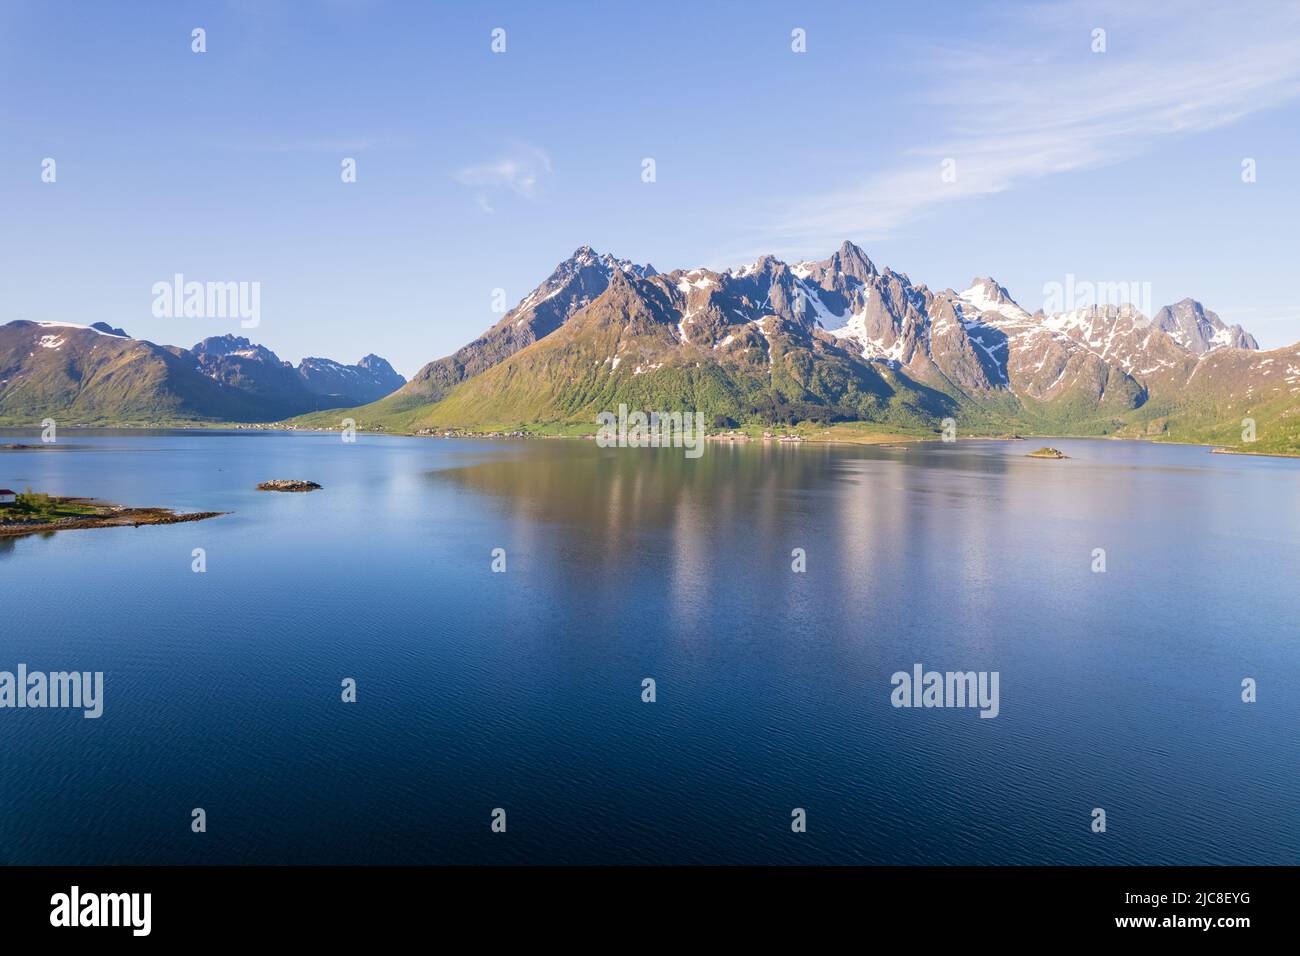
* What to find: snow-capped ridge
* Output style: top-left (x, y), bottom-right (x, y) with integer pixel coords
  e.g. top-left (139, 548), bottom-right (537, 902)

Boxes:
top-left (32, 320), bottom-right (130, 338)
top-left (1153, 298), bottom-right (1258, 354)
top-left (957, 278), bottom-right (1030, 321)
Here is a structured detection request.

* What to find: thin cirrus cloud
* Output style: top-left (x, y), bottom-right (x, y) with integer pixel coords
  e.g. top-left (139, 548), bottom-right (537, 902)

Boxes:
top-left (768, 1), bottom-right (1300, 254)
top-left (454, 143), bottom-right (553, 212)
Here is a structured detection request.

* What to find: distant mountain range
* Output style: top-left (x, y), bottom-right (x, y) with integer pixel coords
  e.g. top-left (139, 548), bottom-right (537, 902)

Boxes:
top-left (0, 321), bottom-right (404, 424)
top-left (294, 242), bottom-right (1299, 453)
top-left (5, 242), bottom-right (1297, 452)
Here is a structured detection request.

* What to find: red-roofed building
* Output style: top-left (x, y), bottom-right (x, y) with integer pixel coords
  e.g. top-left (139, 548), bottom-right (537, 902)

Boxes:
top-left (0, 489), bottom-right (17, 505)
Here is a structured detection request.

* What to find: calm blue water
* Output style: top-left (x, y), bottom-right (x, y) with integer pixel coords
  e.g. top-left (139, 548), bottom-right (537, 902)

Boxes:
top-left (1, 430), bottom-right (1297, 865)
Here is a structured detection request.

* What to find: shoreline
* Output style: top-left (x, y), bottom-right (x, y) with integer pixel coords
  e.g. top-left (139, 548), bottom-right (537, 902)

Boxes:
top-left (5, 421), bottom-right (1300, 460)
top-left (258, 426), bottom-right (1300, 459)
top-left (0, 501), bottom-right (227, 539)
top-left (1209, 446), bottom-right (1300, 459)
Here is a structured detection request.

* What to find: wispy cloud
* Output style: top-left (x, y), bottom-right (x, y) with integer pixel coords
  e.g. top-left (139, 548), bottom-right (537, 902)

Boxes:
top-left (769, 0), bottom-right (1300, 253)
top-left (454, 142), bottom-right (553, 212)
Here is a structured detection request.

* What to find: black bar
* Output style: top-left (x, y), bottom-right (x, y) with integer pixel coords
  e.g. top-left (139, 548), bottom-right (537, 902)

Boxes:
top-left (0, 865), bottom-right (1285, 941)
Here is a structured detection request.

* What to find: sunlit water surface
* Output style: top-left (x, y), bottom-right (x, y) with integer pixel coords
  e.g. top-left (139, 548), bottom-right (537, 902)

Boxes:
top-left (1, 431), bottom-right (1296, 864)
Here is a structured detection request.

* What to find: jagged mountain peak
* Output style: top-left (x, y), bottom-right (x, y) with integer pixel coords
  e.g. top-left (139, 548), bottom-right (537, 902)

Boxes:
top-left (193, 333), bottom-right (251, 352)
top-left (357, 353), bottom-right (396, 371)
top-left (965, 276), bottom-right (1014, 302)
top-left (729, 254), bottom-right (790, 280)
top-left (387, 242), bottom-right (1275, 436)
top-left (400, 245), bottom-right (657, 401)
top-left (731, 242), bottom-right (877, 283)
top-left (825, 240), bottom-right (878, 280)
top-left (192, 334), bottom-right (285, 365)
top-left (957, 278), bottom-right (1028, 319)
top-left (296, 352), bottom-right (405, 403)
top-left (557, 244), bottom-right (655, 280)
top-left (1153, 298), bottom-right (1258, 353)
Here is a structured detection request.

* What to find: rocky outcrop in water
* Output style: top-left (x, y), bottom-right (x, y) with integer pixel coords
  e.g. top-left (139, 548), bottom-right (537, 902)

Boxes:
top-left (257, 480), bottom-right (322, 492)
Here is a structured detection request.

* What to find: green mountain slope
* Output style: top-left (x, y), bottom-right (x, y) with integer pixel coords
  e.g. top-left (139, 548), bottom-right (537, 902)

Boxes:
top-left (0, 322), bottom-right (406, 426)
top-left (299, 268), bottom-right (955, 433)
top-left (0, 321), bottom-right (269, 424)
top-left (292, 244), bottom-right (1300, 454)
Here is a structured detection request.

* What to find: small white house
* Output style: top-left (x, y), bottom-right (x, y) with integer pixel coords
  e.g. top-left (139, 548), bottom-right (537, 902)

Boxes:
top-left (0, 489), bottom-right (17, 505)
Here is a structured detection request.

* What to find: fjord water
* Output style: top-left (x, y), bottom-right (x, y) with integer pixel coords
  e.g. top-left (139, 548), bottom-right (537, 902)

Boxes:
top-left (1, 431), bottom-right (1296, 865)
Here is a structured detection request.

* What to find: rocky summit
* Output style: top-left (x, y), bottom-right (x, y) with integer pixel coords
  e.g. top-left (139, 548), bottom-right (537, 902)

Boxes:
top-left (300, 241), bottom-right (1297, 453)
top-left (6, 241), bottom-right (1295, 453)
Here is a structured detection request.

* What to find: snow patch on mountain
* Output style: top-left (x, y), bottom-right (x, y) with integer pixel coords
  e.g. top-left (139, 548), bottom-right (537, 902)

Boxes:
top-left (35, 321), bottom-right (128, 338)
top-left (958, 279), bottom-right (1030, 321)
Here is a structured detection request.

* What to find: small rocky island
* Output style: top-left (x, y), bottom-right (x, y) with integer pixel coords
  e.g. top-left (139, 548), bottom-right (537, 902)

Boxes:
top-left (0, 490), bottom-right (225, 538)
top-left (1027, 446), bottom-right (1068, 459)
top-left (257, 479), bottom-right (322, 492)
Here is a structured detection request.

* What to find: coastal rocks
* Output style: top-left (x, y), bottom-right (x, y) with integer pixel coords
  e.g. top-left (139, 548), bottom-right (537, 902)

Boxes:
top-left (413, 428), bottom-right (528, 438)
top-left (0, 500), bottom-right (226, 539)
top-left (256, 479), bottom-right (322, 492)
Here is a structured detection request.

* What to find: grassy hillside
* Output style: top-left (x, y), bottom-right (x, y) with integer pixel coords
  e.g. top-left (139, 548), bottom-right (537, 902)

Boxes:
top-left (291, 342), bottom-right (1300, 456)
top-left (294, 275), bottom-right (957, 435)
top-left (0, 324), bottom-right (270, 425)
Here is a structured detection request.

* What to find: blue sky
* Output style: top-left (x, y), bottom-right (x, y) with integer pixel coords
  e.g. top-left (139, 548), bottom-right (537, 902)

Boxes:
top-left (3, 0), bottom-right (1300, 376)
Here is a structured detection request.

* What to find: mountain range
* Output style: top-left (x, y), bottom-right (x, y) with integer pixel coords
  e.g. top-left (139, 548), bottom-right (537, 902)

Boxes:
top-left (295, 242), bottom-right (1299, 454)
top-left (4, 242), bottom-right (1297, 453)
top-left (0, 321), bottom-right (404, 424)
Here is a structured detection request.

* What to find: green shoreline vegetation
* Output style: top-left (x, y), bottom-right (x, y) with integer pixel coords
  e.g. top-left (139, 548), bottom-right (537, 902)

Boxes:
top-left (9, 416), bottom-right (1298, 457)
top-left (275, 417), bottom-right (1300, 457)
top-left (0, 488), bottom-right (226, 538)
